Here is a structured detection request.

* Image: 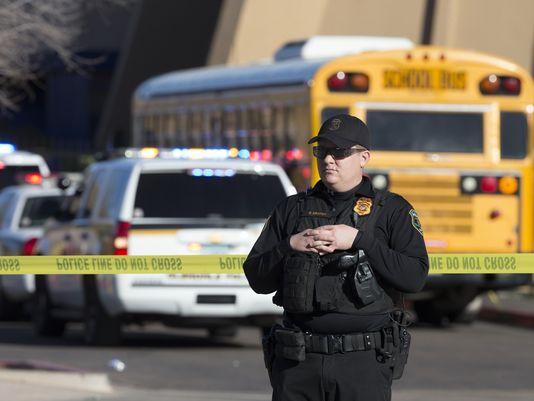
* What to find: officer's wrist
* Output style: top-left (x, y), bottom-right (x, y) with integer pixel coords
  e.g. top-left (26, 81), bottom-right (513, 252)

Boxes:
top-left (279, 237), bottom-right (292, 253)
top-left (352, 230), bottom-right (374, 252)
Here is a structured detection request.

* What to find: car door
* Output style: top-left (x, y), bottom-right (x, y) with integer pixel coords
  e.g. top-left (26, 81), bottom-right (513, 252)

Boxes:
top-left (49, 169), bottom-right (108, 309)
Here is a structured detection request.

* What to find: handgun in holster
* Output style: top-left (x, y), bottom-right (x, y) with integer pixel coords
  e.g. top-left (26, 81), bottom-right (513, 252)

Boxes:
top-left (350, 250), bottom-right (383, 306)
top-left (378, 310), bottom-right (412, 380)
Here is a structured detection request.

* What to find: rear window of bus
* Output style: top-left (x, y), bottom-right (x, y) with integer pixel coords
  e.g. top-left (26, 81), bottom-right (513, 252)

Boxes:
top-left (366, 110), bottom-right (483, 153)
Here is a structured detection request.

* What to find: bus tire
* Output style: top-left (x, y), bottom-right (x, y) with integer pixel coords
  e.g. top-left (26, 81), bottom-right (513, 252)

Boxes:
top-left (32, 276), bottom-right (66, 337)
top-left (83, 276), bottom-right (121, 346)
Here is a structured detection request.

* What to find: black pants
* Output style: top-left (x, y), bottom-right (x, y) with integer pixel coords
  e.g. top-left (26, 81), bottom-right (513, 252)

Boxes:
top-left (270, 349), bottom-right (392, 401)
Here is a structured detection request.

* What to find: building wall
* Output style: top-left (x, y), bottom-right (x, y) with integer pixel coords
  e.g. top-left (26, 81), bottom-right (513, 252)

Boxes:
top-left (211, 0), bottom-right (533, 72)
top-left (433, 0), bottom-right (534, 72)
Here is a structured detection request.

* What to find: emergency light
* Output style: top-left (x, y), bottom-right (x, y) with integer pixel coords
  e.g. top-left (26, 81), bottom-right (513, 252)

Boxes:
top-left (0, 143), bottom-right (16, 154)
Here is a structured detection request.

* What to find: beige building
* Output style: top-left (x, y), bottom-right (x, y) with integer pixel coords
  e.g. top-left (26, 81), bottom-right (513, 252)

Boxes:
top-left (209, 0), bottom-right (534, 73)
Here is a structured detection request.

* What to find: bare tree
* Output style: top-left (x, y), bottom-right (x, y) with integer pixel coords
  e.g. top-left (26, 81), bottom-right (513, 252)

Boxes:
top-left (0, 0), bottom-right (132, 111)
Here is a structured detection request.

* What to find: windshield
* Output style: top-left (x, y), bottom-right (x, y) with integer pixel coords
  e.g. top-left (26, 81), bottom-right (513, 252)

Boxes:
top-left (134, 171), bottom-right (287, 219)
top-left (19, 195), bottom-right (65, 228)
top-left (0, 165), bottom-right (41, 189)
top-left (366, 110), bottom-right (484, 153)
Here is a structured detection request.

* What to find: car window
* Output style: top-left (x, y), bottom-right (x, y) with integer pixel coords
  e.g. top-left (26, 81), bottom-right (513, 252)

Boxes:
top-left (19, 196), bottom-right (65, 228)
top-left (77, 170), bottom-right (107, 219)
top-left (0, 165), bottom-right (40, 190)
top-left (0, 193), bottom-right (14, 227)
top-left (97, 170), bottom-right (130, 219)
top-left (134, 171), bottom-right (287, 219)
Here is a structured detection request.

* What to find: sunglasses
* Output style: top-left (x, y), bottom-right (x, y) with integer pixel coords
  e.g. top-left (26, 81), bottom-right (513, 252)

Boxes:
top-left (312, 146), bottom-right (364, 160)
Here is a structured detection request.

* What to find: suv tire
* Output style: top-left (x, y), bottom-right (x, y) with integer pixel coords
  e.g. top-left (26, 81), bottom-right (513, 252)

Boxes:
top-left (32, 276), bottom-right (66, 337)
top-left (83, 276), bottom-right (121, 346)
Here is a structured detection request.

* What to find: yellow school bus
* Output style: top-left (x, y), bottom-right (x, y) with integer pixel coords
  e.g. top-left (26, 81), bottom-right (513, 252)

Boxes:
top-left (133, 37), bottom-right (532, 324)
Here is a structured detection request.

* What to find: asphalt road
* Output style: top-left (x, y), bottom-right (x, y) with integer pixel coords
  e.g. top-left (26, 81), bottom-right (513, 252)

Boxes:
top-left (0, 320), bottom-right (532, 398)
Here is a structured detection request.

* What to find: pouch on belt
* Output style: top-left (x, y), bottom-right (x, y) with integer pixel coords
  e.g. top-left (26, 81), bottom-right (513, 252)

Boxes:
top-left (274, 327), bottom-right (306, 362)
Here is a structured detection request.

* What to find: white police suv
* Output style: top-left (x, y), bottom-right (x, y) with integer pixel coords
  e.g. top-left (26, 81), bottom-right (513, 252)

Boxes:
top-left (34, 148), bottom-right (295, 345)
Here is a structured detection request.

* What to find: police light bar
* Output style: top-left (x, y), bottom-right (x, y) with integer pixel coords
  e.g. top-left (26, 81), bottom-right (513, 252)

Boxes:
top-left (160, 147), bottom-right (274, 161)
top-left (189, 168), bottom-right (236, 177)
top-left (118, 147), bottom-right (303, 162)
top-left (0, 143), bottom-right (16, 154)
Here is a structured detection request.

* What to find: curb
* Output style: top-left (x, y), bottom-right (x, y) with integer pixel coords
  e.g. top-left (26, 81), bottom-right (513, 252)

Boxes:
top-left (0, 369), bottom-right (113, 393)
top-left (479, 307), bottom-right (534, 330)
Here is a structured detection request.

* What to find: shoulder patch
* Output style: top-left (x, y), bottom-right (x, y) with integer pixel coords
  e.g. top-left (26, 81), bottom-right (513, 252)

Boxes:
top-left (409, 209), bottom-right (423, 235)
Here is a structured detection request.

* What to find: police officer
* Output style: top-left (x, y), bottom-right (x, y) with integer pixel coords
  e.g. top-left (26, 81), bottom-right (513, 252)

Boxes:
top-left (244, 114), bottom-right (429, 401)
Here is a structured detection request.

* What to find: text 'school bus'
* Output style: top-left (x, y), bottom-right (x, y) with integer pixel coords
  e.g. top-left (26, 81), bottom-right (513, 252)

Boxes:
top-left (132, 36), bottom-right (532, 324)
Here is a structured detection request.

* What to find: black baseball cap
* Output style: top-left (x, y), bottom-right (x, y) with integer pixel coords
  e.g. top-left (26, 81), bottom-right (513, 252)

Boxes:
top-left (308, 114), bottom-right (370, 150)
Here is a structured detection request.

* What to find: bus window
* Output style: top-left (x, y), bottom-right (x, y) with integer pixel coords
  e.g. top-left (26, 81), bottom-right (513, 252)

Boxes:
top-left (366, 110), bottom-right (483, 153)
top-left (501, 112), bottom-right (528, 159)
top-left (321, 107), bottom-right (349, 123)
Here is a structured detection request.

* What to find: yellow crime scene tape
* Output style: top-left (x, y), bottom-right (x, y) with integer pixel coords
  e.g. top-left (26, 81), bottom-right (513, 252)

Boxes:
top-left (0, 254), bottom-right (532, 275)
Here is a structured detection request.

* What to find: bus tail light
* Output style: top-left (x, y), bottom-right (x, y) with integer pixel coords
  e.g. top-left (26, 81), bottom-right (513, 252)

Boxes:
top-left (327, 72), bottom-right (369, 92)
top-left (365, 172), bottom-right (389, 190)
top-left (502, 77), bottom-right (520, 94)
top-left (480, 177), bottom-right (498, 193)
top-left (498, 176), bottom-right (518, 194)
top-left (371, 174), bottom-right (388, 190)
top-left (327, 72), bottom-right (348, 91)
top-left (461, 175), bottom-right (520, 195)
top-left (349, 73), bottom-right (369, 92)
top-left (480, 75), bottom-right (521, 95)
top-left (22, 238), bottom-right (38, 256)
top-left (461, 177), bottom-right (477, 193)
top-left (113, 221), bottom-right (130, 255)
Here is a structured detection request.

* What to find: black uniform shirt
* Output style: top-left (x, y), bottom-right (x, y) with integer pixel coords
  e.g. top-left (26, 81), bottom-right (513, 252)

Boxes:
top-left (244, 176), bottom-right (429, 333)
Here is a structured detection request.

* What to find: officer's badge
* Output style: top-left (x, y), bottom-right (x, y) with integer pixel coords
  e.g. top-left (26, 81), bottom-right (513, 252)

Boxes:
top-left (409, 209), bottom-right (424, 235)
top-left (354, 197), bottom-right (373, 216)
top-left (328, 118), bottom-right (342, 131)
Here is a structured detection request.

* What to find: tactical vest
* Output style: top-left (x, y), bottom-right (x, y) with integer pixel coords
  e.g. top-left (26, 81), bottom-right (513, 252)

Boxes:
top-left (274, 188), bottom-right (399, 315)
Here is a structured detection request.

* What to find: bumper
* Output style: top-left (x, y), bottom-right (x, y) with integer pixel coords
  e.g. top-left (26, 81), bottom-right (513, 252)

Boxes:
top-left (97, 275), bottom-right (282, 320)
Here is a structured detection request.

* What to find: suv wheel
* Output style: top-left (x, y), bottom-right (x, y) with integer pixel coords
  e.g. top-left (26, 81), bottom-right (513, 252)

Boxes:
top-left (32, 276), bottom-right (66, 337)
top-left (208, 326), bottom-right (238, 340)
top-left (83, 277), bottom-right (121, 346)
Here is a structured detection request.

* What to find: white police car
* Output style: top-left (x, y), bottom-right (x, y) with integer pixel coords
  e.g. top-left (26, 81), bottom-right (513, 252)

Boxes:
top-left (0, 144), bottom-right (50, 190)
top-left (34, 148), bottom-right (295, 345)
top-left (0, 185), bottom-right (67, 318)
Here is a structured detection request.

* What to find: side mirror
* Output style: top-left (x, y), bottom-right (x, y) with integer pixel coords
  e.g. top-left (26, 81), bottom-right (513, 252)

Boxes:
top-left (57, 175), bottom-right (72, 191)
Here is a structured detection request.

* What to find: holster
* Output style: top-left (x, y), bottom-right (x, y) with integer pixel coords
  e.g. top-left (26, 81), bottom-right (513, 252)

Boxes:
top-left (274, 326), bottom-right (306, 362)
top-left (261, 325), bottom-right (278, 384)
top-left (282, 253), bottom-right (320, 313)
top-left (378, 311), bottom-right (412, 380)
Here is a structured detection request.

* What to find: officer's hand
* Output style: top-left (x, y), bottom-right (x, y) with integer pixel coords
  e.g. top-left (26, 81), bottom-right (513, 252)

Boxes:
top-left (308, 224), bottom-right (358, 254)
top-left (289, 229), bottom-right (321, 253)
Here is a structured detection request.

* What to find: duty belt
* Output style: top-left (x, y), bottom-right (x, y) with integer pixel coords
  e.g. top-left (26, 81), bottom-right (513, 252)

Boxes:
top-left (303, 331), bottom-right (382, 354)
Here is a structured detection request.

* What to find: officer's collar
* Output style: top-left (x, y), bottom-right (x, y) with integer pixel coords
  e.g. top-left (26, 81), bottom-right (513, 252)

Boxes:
top-left (309, 176), bottom-right (376, 199)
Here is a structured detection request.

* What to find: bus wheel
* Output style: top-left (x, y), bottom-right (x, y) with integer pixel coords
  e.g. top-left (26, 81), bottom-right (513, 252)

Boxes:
top-left (83, 277), bottom-right (121, 346)
top-left (32, 277), bottom-right (66, 337)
